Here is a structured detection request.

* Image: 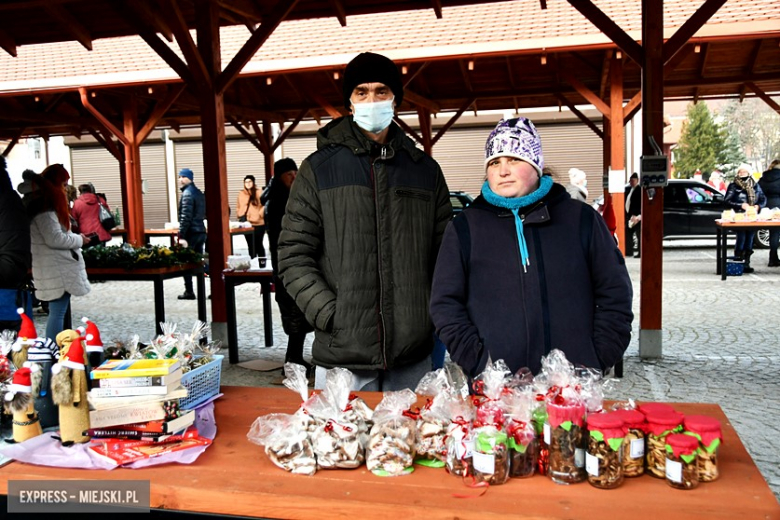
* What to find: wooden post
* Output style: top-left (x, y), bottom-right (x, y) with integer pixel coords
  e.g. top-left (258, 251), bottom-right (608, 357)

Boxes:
top-left (640, 0), bottom-right (665, 359)
top-left (263, 121), bottom-right (274, 186)
top-left (196, 0), bottom-right (229, 325)
top-left (610, 53), bottom-right (627, 253)
top-left (122, 98), bottom-right (145, 247)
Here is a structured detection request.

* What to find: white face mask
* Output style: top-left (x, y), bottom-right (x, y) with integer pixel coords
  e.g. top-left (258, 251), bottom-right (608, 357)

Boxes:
top-left (352, 98), bottom-right (395, 133)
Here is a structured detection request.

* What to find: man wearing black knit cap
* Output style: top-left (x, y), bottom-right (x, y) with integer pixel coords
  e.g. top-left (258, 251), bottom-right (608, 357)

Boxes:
top-left (278, 52), bottom-right (451, 391)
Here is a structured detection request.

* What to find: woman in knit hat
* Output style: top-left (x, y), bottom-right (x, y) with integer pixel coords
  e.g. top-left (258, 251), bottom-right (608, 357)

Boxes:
top-left (429, 117), bottom-right (633, 376)
top-left (724, 164), bottom-right (767, 273)
top-left (235, 174), bottom-right (266, 258)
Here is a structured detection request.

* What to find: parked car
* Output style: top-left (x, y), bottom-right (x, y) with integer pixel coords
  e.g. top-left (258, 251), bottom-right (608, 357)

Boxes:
top-left (450, 191), bottom-right (474, 218)
top-left (662, 179), bottom-right (768, 247)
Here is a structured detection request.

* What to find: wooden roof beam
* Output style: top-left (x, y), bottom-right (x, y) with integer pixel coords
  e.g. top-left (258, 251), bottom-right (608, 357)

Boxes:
top-left (599, 50), bottom-right (613, 100)
top-left (458, 60), bottom-right (473, 93)
top-left (698, 43), bottom-right (710, 78)
top-left (1, 128), bottom-right (24, 157)
top-left (160, 0), bottom-right (211, 89)
top-left (271, 109), bottom-right (307, 152)
top-left (556, 92), bottom-right (604, 139)
top-left (328, 0), bottom-right (347, 26)
top-left (663, 0), bottom-right (727, 65)
top-left (308, 92), bottom-right (343, 119)
top-left (136, 84), bottom-right (186, 143)
top-left (404, 89), bottom-right (440, 114)
top-left (540, 0), bottom-right (548, 8)
top-left (217, 0), bottom-right (264, 22)
top-left (79, 87), bottom-right (129, 146)
top-left (125, 1), bottom-right (174, 42)
top-left (217, 0), bottom-right (301, 95)
top-left (45, 3), bottom-right (92, 51)
top-left (663, 43), bottom-right (693, 76)
top-left (228, 117), bottom-right (266, 154)
top-left (394, 117), bottom-right (424, 147)
top-left (566, 0), bottom-right (643, 65)
top-left (560, 70), bottom-right (610, 118)
top-left (430, 0), bottom-right (443, 19)
top-left (623, 92), bottom-right (641, 124)
top-left (86, 127), bottom-right (122, 161)
top-left (739, 40), bottom-right (763, 102)
top-left (0, 28), bottom-right (16, 57)
top-left (505, 57), bottom-right (518, 91)
top-left (431, 97), bottom-right (475, 146)
top-left (746, 83), bottom-right (780, 116)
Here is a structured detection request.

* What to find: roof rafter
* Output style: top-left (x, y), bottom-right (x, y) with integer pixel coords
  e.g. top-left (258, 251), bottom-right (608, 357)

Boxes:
top-left (430, 0), bottom-right (443, 19)
top-left (160, 0), bottom-right (211, 89)
top-left (662, 0), bottom-right (728, 65)
top-left (404, 89), bottom-right (440, 114)
top-left (328, 0), bottom-right (347, 26)
top-left (566, 0), bottom-right (643, 65)
top-left (0, 28), bottom-right (16, 57)
top-left (739, 40), bottom-right (763, 101)
top-left (45, 3), bottom-right (92, 51)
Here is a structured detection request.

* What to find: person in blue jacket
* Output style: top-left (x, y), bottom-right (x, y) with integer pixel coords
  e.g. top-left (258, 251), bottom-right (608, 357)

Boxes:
top-left (429, 117), bottom-right (633, 376)
top-left (176, 168), bottom-right (206, 300)
top-left (724, 164), bottom-right (766, 274)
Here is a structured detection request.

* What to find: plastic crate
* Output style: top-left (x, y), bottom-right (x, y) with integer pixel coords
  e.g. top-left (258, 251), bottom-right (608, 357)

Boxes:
top-left (726, 259), bottom-right (744, 276)
top-left (180, 355), bottom-right (223, 409)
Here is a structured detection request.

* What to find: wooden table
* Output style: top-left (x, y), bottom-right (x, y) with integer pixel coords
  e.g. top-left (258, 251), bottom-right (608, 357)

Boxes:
top-left (1, 387), bottom-right (778, 519)
top-left (223, 268), bottom-right (274, 364)
top-left (715, 219), bottom-right (780, 280)
top-left (72, 264), bottom-right (206, 336)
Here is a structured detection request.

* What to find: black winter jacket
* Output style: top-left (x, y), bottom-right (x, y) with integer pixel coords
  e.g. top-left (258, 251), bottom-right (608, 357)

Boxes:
top-left (758, 168), bottom-right (780, 209)
top-left (0, 160), bottom-right (31, 289)
top-left (724, 179), bottom-right (766, 211)
top-left (278, 116), bottom-right (451, 370)
top-left (430, 183), bottom-right (633, 376)
top-left (178, 183), bottom-right (206, 239)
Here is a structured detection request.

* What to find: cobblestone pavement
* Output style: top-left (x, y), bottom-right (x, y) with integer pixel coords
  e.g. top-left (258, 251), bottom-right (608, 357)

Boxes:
top-left (33, 241), bottom-right (779, 500)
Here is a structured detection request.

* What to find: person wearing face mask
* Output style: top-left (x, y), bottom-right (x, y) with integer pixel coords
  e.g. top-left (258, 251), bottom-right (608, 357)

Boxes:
top-left (429, 118), bottom-right (633, 376)
top-left (724, 165), bottom-right (766, 273)
top-left (278, 52), bottom-right (452, 391)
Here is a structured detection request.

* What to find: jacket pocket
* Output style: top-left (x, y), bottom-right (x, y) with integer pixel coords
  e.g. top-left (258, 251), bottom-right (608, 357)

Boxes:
top-left (395, 189), bottom-right (431, 202)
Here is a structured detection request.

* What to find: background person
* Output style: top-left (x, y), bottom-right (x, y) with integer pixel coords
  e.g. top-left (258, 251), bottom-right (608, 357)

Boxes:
top-left (71, 183), bottom-right (112, 248)
top-left (235, 175), bottom-right (266, 259)
top-left (625, 172), bottom-right (642, 258)
top-left (566, 167), bottom-right (588, 202)
top-left (430, 117), bottom-right (633, 376)
top-left (278, 52), bottom-right (451, 392)
top-left (758, 159), bottom-right (780, 267)
top-left (724, 164), bottom-right (766, 273)
top-left (263, 158), bottom-right (313, 378)
top-left (177, 168), bottom-right (206, 300)
top-left (25, 164), bottom-right (91, 341)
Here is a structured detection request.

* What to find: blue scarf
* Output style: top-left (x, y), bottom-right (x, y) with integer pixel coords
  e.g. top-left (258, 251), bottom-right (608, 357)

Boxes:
top-left (481, 175), bottom-right (554, 272)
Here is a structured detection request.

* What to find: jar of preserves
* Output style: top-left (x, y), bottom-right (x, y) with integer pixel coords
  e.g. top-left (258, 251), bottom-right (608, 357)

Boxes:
top-left (644, 409), bottom-right (684, 478)
top-left (612, 409), bottom-right (647, 477)
top-left (637, 402), bottom-right (676, 417)
top-left (546, 400), bottom-right (587, 484)
top-left (445, 419), bottom-right (473, 477)
top-left (585, 412), bottom-right (626, 489)
top-left (684, 415), bottom-right (722, 482)
top-left (507, 418), bottom-right (537, 478)
top-left (665, 433), bottom-right (700, 490)
top-left (532, 405), bottom-right (549, 475)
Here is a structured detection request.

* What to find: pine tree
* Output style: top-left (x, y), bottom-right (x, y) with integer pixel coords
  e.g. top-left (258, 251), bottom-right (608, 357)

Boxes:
top-left (674, 102), bottom-right (721, 179)
top-left (716, 124), bottom-right (746, 181)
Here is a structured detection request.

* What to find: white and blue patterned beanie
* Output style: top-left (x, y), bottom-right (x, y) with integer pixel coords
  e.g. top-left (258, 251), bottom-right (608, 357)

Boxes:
top-left (484, 117), bottom-right (544, 176)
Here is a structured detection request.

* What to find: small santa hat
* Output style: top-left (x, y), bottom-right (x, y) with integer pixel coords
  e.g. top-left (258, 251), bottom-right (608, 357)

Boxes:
top-left (4, 366), bottom-right (33, 401)
top-left (81, 317), bottom-right (104, 352)
top-left (16, 308), bottom-right (37, 341)
top-left (52, 336), bottom-right (86, 373)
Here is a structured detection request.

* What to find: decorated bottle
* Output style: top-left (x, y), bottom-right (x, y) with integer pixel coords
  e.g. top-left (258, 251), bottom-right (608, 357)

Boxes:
top-left (507, 418), bottom-right (537, 478)
top-left (665, 433), bottom-right (700, 490)
top-left (683, 415), bottom-right (722, 482)
top-left (546, 399), bottom-right (587, 484)
top-left (585, 412), bottom-right (626, 489)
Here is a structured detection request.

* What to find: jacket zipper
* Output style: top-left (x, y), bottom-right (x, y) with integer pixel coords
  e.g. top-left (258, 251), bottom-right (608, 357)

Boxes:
top-left (373, 147), bottom-right (388, 369)
top-left (395, 189), bottom-right (431, 201)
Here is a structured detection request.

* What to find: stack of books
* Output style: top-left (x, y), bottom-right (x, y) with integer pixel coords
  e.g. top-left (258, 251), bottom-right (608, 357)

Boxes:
top-left (86, 359), bottom-right (211, 464)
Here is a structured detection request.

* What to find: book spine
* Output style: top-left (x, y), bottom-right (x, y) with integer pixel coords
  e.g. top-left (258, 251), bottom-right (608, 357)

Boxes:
top-left (85, 429), bottom-right (167, 439)
top-left (90, 385), bottom-right (172, 397)
top-left (91, 366), bottom-right (177, 379)
top-left (98, 376), bottom-right (168, 388)
top-left (88, 403), bottom-right (167, 429)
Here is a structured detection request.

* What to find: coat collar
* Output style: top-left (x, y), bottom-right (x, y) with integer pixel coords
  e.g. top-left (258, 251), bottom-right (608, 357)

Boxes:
top-left (472, 181), bottom-right (568, 225)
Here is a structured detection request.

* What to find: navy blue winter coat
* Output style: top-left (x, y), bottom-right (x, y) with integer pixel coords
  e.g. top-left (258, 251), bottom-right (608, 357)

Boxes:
top-left (430, 182), bottom-right (633, 376)
top-left (178, 183), bottom-right (206, 240)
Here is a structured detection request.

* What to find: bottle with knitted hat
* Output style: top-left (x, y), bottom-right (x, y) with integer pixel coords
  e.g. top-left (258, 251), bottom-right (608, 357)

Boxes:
top-left (25, 337), bottom-right (60, 429)
top-left (612, 408), bottom-right (647, 477)
top-left (11, 308), bottom-right (40, 368)
top-left (81, 317), bottom-right (105, 377)
top-left (683, 415), bottom-right (722, 482)
top-left (664, 433), bottom-right (700, 490)
top-left (3, 364), bottom-right (44, 442)
top-left (51, 330), bottom-right (90, 445)
top-left (585, 412), bottom-right (626, 489)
